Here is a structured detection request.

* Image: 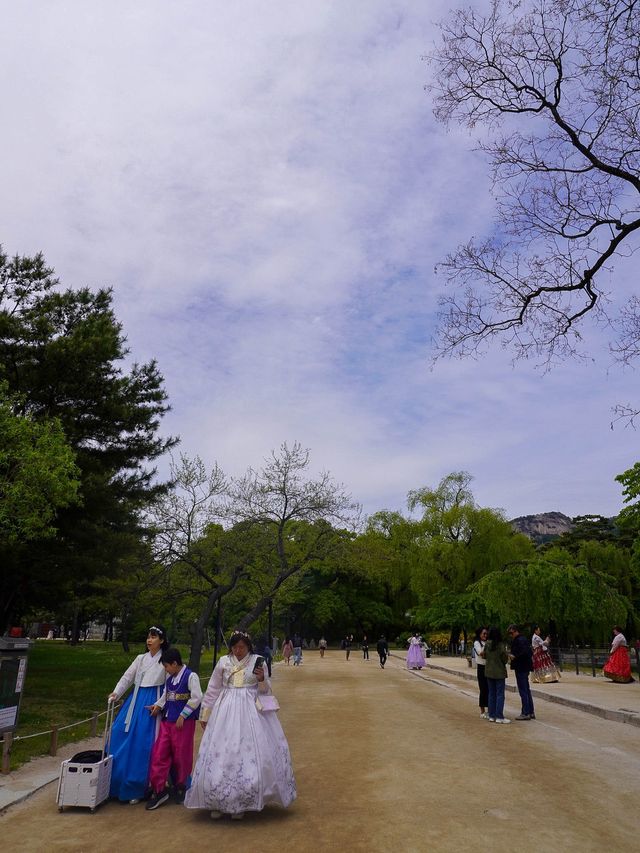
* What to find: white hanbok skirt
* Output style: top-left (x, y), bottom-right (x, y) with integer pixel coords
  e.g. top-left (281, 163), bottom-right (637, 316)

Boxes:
top-left (185, 684), bottom-right (296, 814)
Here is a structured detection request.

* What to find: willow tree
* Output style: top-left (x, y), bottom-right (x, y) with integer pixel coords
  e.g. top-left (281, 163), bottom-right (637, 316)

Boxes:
top-left (408, 472), bottom-right (533, 645)
top-left (471, 555), bottom-right (629, 643)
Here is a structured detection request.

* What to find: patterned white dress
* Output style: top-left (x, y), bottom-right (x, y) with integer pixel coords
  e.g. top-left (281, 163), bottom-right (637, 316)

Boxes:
top-left (185, 652), bottom-right (296, 815)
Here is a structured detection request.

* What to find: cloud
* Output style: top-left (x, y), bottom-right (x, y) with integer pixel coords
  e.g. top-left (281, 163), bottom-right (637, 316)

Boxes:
top-left (1, 0), bottom-right (637, 521)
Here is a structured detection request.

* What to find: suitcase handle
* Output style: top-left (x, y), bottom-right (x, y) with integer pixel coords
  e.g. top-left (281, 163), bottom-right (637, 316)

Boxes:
top-left (103, 698), bottom-right (117, 759)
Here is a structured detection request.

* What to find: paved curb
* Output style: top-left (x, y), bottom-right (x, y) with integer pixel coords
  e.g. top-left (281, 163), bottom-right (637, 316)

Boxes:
top-left (391, 655), bottom-right (640, 728)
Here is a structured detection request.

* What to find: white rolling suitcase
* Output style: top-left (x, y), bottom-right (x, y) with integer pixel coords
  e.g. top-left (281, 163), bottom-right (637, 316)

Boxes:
top-left (56, 699), bottom-right (115, 813)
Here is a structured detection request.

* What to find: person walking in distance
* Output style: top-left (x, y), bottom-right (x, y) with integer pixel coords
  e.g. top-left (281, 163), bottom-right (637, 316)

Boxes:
top-left (343, 634), bottom-right (354, 661)
top-left (282, 637), bottom-right (293, 665)
top-left (603, 626), bottom-right (634, 683)
top-left (508, 624), bottom-right (535, 720)
top-left (318, 636), bottom-right (328, 658)
top-left (293, 633), bottom-right (303, 666)
top-left (362, 634), bottom-right (370, 661)
top-left (376, 635), bottom-right (388, 669)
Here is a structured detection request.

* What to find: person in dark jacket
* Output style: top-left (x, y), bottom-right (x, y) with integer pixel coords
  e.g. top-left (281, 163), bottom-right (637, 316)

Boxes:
top-left (508, 624), bottom-right (535, 720)
top-left (376, 636), bottom-right (388, 669)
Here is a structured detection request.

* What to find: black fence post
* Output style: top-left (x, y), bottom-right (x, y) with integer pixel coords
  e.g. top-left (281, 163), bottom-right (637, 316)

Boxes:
top-left (573, 645), bottom-right (580, 675)
top-left (589, 645), bottom-right (596, 678)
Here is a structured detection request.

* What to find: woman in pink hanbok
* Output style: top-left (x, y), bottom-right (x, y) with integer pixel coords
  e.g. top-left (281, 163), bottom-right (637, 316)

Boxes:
top-left (406, 633), bottom-right (426, 670)
top-left (185, 631), bottom-right (296, 820)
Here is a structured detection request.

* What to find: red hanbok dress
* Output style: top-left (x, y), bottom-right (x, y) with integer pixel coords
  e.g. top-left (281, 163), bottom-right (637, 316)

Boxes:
top-left (603, 633), bottom-right (634, 683)
top-left (531, 633), bottom-right (560, 683)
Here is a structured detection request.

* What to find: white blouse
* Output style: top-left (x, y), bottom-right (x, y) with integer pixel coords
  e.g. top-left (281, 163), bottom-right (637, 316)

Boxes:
top-left (200, 653), bottom-right (270, 721)
top-left (473, 640), bottom-right (486, 665)
top-left (532, 634), bottom-right (547, 650)
top-left (611, 633), bottom-right (627, 652)
top-left (112, 650), bottom-right (166, 698)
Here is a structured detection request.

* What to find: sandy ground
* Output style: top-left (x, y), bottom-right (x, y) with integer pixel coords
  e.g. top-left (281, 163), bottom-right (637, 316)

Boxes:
top-left (1, 652), bottom-right (638, 853)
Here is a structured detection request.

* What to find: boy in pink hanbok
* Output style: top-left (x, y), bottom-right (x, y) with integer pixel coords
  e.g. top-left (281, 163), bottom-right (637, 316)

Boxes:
top-left (146, 648), bottom-right (202, 809)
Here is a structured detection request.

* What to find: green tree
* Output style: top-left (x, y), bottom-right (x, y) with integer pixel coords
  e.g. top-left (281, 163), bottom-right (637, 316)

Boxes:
top-left (0, 248), bottom-right (175, 632)
top-left (0, 387), bottom-right (80, 629)
top-left (229, 442), bottom-right (359, 631)
top-left (0, 387), bottom-right (79, 544)
top-left (471, 555), bottom-right (629, 643)
top-left (407, 472), bottom-right (533, 644)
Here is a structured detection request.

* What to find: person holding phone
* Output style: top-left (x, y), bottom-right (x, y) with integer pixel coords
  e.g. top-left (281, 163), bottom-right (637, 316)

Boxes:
top-left (185, 630), bottom-right (296, 821)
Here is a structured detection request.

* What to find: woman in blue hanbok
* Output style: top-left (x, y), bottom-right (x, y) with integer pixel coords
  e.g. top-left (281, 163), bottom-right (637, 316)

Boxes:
top-left (108, 625), bottom-right (168, 803)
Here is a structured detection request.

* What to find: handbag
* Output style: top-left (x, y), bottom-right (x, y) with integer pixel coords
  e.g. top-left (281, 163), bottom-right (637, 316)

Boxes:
top-left (255, 694), bottom-right (280, 712)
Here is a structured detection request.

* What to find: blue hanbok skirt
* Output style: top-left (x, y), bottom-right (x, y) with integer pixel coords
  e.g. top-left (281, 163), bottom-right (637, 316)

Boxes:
top-left (109, 685), bottom-right (161, 801)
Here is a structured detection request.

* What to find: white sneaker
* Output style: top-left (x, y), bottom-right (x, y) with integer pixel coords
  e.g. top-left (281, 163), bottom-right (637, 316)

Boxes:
top-left (495, 718), bottom-right (512, 724)
top-left (210, 810), bottom-right (223, 820)
top-left (480, 712), bottom-right (488, 719)
top-left (488, 717), bottom-right (496, 722)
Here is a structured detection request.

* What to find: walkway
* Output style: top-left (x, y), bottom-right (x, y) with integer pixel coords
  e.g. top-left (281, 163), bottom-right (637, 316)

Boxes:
top-left (1, 652), bottom-right (639, 853)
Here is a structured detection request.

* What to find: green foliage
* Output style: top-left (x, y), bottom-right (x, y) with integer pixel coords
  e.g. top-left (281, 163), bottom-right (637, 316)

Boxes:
top-left (616, 463), bottom-right (640, 532)
top-left (0, 386), bottom-right (79, 543)
top-left (471, 556), bottom-right (629, 641)
top-left (409, 474), bottom-right (532, 595)
top-left (0, 247), bottom-right (175, 631)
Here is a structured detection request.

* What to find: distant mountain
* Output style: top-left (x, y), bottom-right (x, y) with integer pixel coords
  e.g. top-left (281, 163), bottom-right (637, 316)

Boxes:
top-left (510, 512), bottom-right (575, 544)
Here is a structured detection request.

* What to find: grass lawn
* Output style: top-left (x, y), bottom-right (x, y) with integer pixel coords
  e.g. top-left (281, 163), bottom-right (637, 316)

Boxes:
top-left (9, 640), bottom-right (215, 771)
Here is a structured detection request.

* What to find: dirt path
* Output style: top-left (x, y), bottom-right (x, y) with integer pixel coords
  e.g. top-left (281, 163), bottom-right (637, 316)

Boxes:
top-left (2, 652), bottom-right (638, 853)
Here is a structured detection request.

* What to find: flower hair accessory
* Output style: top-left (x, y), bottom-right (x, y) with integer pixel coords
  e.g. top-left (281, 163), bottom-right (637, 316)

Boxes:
top-left (148, 626), bottom-right (165, 636)
top-left (231, 630), bottom-right (251, 640)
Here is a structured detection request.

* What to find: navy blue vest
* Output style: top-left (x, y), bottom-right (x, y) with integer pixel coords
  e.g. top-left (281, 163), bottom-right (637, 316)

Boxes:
top-left (162, 666), bottom-right (199, 722)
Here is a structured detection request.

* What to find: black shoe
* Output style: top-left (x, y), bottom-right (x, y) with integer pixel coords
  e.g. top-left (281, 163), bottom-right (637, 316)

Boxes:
top-left (174, 786), bottom-right (186, 804)
top-left (146, 791), bottom-right (170, 810)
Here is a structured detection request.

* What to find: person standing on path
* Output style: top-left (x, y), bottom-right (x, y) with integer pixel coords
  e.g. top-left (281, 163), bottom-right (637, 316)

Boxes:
top-left (376, 635), bottom-right (388, 669)
top-left (362, 635), bottom-right (370, 660)
top-left (531, 625), bottom-right (560, 683)
top-left (484, 627), bottom-right (511, 724)
top-left (508, 624), bottom-right (535, 720)
top-left (319, 636), bottom-right (328, 658)
top-left (473, 626), bottom-right (489, 718)
top-left (185, 630), bottom-right (296, 820)
top-left (406, 633), bottom-right (426, 670)
top-left (293, 633), bottom-right (303, 666)
top-left (146, 647), bottom-right (202, 809)
top-left (344, 634), bottom-right (353, 660)
top-left (282, 637), bottom-right (293, 665)
top-left (108, 625), bottom-right (168, 803)
top-left (603, 626), bottom-right (634, 683)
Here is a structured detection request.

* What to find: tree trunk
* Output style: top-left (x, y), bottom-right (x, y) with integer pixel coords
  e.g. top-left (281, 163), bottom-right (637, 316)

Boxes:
top-left (188, 588), bottom-right (224, 673)
top-left (70, 603), bottom-right (81, 646)
top-left (235, 595), bottom-right (273, 633)
top-left (120, 607), bottom-right (131, 653)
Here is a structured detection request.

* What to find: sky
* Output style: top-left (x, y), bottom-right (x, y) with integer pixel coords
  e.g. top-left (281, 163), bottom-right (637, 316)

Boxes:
top-left (1, 0), bottom-right (638, 521)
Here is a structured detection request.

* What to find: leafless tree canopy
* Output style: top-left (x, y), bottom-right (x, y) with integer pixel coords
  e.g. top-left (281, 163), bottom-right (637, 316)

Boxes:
top-left (429, 0), bottom-right (640, 364)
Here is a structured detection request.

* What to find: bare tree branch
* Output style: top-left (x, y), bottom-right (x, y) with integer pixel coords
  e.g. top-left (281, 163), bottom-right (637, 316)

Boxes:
top-left (428, 0), bottom-right (640, 365)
